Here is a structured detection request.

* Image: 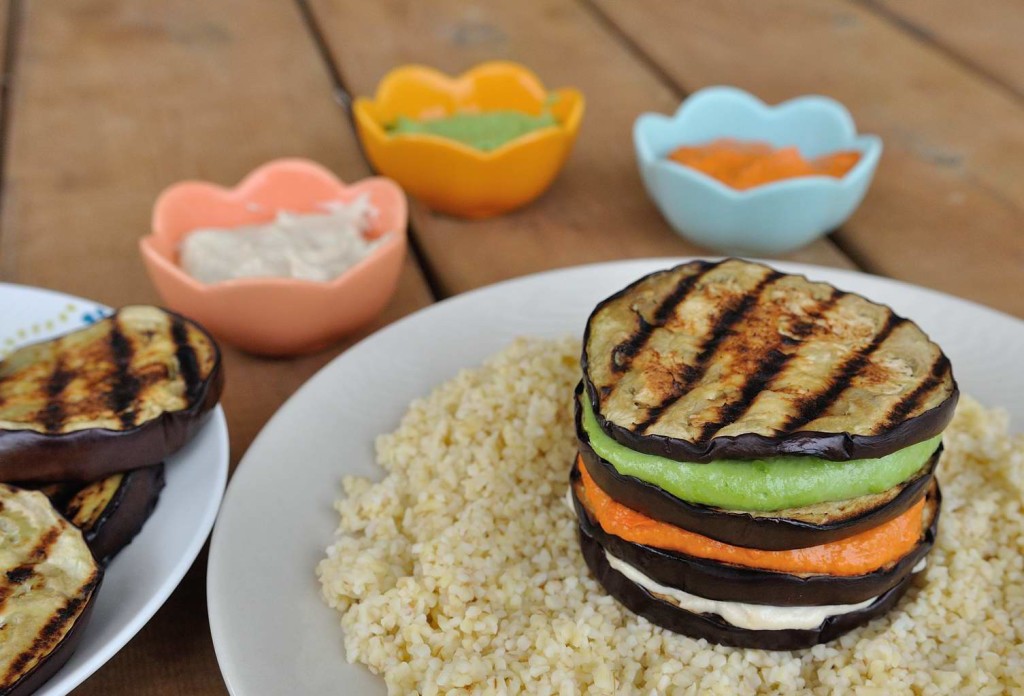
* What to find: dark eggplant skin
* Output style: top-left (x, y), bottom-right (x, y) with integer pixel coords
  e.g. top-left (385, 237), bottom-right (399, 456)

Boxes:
top-left (0, 309), bottom-right (223, 483)
top-left (71, 464), bottom-right (166, 565)
top-left (576, 386), bottom-right (941, 550)
top-left (580, 260), bottom-right (959, 463)
top-left (578, 526), bottom-right (916, 651)
top-left (28, 464), bottom-right (166, 564)
top-left (571, 465), bottom-right (940, 607)
top-left (2, 577), bottom-right (101, 696)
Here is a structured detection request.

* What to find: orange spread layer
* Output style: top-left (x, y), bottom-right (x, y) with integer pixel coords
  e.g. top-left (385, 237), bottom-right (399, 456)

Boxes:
top-left (667, 138), bottom-right (860, 190)
top-left (577, 456), bottom-right (923, 577)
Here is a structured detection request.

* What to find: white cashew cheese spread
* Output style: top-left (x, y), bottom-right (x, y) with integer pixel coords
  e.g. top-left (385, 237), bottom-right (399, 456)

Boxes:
top-left (180, 196), bottom-right (388, 283)
top-left (603, 549), bottom-right (878, 631)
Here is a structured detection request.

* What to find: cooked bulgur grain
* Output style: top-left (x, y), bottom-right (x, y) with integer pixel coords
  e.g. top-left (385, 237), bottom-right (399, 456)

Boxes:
top-left (318, 337), bottom-right (1024, 695)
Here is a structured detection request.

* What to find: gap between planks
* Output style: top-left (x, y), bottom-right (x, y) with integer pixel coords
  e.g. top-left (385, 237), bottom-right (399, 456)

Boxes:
top-left (293, 0), bottom-right (448, 301)
top-left (856, 0), bottom-right (1024, 103)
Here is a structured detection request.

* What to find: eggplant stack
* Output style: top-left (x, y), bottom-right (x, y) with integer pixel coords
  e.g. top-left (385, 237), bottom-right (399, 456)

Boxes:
top-left (572, 259), bottom-right (957, 650)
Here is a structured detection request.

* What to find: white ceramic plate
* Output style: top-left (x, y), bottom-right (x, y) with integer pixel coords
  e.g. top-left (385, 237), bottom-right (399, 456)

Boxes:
top-left (207, 259), bottom-right (1024, 695)
top-left (0, 283), bottom-right (229, 696)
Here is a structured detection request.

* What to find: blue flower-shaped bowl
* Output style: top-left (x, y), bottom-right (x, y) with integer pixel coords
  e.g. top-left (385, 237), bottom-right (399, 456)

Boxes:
top-left (634, 86), bottom-right (882, 255)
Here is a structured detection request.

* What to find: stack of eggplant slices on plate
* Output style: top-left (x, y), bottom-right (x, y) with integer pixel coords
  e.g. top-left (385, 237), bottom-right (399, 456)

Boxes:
top-left (571, 258), bottom-right (958, 649)
top-left (0, 306), bottom-right (222, 695)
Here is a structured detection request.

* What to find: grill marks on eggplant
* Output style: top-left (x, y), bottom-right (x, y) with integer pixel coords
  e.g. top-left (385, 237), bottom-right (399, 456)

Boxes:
top-left (0, 306), bottom-right (218, 435)
top-left (794, 320), bottom-right (953, 438)
top-left (880, 356), bottom-right (952, 432)
top-left (584, 259), bottom-right (958, 456)
top-left (4, 586), bottom-right (95, 682)
top-left (61, 475), bottom-right (124, 529)
top-left (609, 263), bottom-right (712, 375)
top-left (693, 347), bottom-right (790, 444)
top-left (781, 313), bottom-right (905, 433)
top-left (634, 270), bottom-right (784, 434)
top-left (0, 486), bottom-right (101, 693)
top-left (6, 567), bottom-right (34, 584)
top-left (694, 289), bottom-right (841, 444)
top-left (41, 360), bottom-right (73, 434)
top-left (170, 317), bottom-right (203, 405)
top-left (637, 271), bottom-right (845, 441)
top-left (0, 526), bottom-right (62, 616)
top-left (106, 322), bottom-right (142, 429)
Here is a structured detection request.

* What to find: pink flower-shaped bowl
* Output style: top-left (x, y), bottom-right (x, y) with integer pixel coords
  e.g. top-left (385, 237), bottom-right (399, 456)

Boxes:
top-left (140, 159), bottom-right (407, 357)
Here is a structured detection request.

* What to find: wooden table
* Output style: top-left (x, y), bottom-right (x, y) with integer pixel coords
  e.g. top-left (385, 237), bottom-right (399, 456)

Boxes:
top-left (0, 1), bottom-right (1020, 693)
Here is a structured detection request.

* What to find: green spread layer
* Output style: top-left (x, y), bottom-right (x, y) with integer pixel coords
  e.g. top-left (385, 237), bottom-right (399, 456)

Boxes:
top-left (389, 110), bottom-right (557, 151)
top-left (581, 396), bottom-right (940, 512)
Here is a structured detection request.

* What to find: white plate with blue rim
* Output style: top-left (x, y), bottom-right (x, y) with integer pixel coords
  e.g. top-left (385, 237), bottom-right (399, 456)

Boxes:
top-left (207, 258), bottom-right (1024, 695)
top-left (0, 282), bottom-right (229, 695)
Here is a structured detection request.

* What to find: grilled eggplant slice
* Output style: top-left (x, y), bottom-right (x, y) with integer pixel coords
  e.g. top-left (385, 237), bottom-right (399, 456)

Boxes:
top-left (54, 465), bottom-right (165, 564)
top-left (577, 522), bottom-right (915, 651)
top-left (582, 259), bottom-right (958, 462)
top-left (0, 306), bottom-right (223, 482)
top-left (0, 484), bottom-right (101, 695)
top-left (577, 390), bottom-right (939, 549)
top-left (571, 465), bottom-right (939, 606)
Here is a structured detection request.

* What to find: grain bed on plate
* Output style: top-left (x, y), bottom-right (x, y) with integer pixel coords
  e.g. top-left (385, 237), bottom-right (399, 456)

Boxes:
top-left (317, 338), bottom-right (1024, 695)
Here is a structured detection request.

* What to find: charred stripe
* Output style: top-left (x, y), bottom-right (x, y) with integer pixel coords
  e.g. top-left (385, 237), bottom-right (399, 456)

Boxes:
top-left (0, 526), bottom-right (61, 615)
top-left (880, 356), bottom-right (952, 431)
top-left (783, 313), bottom-right (906, 432)
top-left (610, 313), bottom-right (653, 374)
top-left (695, 348), bottom-right (792, 443)
top-left (610, 262), bottom-right (712, 374)
top-left (3, 574), bottom-right (99, 683)
top-left (6, 566), bottom-right (34, 584)
top-left (694, 290), bottom-right (841, 443)
top-left (0, 567), bottom-right (32, 615)
top-left (24, 525), bottom-right (62, 563)
top-left (40, 358), bottom-right (73, 434)
top-left (171, 318), bottom-right (202, 405)
top-left (636, 271), bottom-right (783, 434)
top-left (108, 321), bottom-right (142, 429)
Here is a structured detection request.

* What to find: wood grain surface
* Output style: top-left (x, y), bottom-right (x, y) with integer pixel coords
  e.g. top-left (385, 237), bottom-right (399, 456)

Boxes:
top-left (306, 0), bottom-right (856, 299)
top-left (0, 0), bottom-right (1019, 694)
top-left (588, 0), bottom-right (1024, 317)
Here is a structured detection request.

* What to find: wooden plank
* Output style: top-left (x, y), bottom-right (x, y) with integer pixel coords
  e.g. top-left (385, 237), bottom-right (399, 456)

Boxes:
top-left (864, 0), bottom-right (1024, 97)
top-left (0, 1), bottom-right (432, 695)
top-left (305, 0), bottom-right (857, 299)
top-left (0, 2), bottom-right (9, 103)
top-left (0, 0), bottom-right (12, 203)
top-left (587, 0), bottom-right (1024, 317)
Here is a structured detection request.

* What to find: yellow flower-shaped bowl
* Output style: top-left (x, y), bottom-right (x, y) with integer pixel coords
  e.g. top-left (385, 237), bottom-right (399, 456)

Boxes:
top-left (354, 61), bottom-right (584, 219)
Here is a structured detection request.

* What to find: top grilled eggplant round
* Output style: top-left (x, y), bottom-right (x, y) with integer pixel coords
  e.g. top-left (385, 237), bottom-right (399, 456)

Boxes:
top-left (0, 306), bottom-right (223, 482)
top-left (0, 485), bottom-right (101, 696)
top-left (582, 259), bottom-right (958, 462)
